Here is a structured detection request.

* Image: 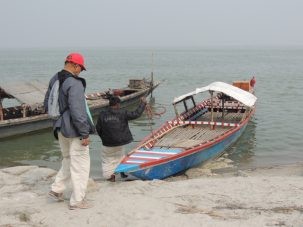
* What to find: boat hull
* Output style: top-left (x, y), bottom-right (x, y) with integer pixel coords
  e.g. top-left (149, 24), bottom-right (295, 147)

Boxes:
top-left (0, 115), bottom-right (52, 139)
top-left (129, 123), bottom-right (248, 180)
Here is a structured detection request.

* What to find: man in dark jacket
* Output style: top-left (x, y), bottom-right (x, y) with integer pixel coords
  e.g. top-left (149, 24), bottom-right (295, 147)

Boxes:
top-left (96, 96), bottom-right (147, 181)
top-left (44, 53), bottom-right (95, 210)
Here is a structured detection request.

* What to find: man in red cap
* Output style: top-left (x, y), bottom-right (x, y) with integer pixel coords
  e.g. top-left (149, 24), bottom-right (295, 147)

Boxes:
top-left (44, 53), bottom-right (95, 210)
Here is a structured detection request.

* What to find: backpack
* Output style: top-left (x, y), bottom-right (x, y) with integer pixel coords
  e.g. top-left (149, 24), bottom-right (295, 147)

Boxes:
top-left (47, 74), bottom-right (94, 124)
top-left (47, 79), bottom-right (61, 119)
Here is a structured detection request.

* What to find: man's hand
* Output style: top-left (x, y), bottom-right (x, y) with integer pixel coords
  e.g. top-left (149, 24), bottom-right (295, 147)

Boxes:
top-left (81, 137), bottom-right (90, 146)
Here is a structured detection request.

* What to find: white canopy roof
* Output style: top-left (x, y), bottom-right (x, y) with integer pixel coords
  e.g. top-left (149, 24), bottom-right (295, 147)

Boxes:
top-left (1, 81), bottom-right (47, 106)
top-left (173, 81), bottom-right (257, 107)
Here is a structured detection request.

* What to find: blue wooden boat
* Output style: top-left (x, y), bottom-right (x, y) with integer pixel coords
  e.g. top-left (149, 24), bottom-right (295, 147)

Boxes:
top-left (115, 79), bottom-right (257, 180)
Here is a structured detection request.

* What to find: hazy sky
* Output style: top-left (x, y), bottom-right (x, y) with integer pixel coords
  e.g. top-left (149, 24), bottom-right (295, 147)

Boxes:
top-left (1, 0), bottom-right (303, 48)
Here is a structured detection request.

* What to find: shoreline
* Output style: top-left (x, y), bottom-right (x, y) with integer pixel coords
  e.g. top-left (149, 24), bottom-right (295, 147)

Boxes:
top-left (1, 162), bottom-right (303, 227)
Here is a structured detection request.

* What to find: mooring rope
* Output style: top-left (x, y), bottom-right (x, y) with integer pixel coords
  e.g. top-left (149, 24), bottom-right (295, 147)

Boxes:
top-left (144, 102), bottom-right (167, 139)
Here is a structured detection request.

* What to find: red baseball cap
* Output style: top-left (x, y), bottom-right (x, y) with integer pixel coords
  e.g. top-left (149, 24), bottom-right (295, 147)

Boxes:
top-left (65, 53), bottom-right (86, 71)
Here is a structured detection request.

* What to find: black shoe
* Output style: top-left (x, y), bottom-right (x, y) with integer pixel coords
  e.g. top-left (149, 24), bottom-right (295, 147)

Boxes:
top-left (106, 174), bottom-right (115, 182)
top-left (120, 172), bottom-right (128, 178)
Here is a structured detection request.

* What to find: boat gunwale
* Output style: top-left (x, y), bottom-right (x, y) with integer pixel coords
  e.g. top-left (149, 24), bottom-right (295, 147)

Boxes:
top-left (0, 113), bottom-right (49, 126)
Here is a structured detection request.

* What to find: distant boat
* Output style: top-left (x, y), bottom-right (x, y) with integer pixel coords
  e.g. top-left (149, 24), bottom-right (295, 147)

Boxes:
top-left (115, 78), bottom-right (257, 180)
top-left (0, 78), bottom-right (160, 139)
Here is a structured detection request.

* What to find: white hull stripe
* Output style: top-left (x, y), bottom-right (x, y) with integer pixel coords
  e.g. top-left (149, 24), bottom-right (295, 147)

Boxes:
top-left (125, 160), bottom-right (146, 164)
top-left (130, 155), bottom-right (162, 160)
top-left (136, 150), bottom-right (178, 155)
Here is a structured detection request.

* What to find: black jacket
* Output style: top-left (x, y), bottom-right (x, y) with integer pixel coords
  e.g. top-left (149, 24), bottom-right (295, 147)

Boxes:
top-left (96, 102), bottom-right (146, 147)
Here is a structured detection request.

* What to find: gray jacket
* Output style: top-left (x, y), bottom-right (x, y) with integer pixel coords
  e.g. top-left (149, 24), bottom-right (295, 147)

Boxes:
top-left (44, 71), bottom-right (95, 139)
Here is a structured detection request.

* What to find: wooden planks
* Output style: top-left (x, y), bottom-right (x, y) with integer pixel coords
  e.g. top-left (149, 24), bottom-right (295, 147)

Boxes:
top-left (153, 110), bottom-right (246, 149)
top-left (154, 124), bottom-right (229, 148)
top-left (197, 111), bottom-right (244, 123)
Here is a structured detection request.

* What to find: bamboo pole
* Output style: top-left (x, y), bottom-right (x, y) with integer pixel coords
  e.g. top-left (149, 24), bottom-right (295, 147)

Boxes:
top-left (173, 104), bottom-right (179, 117)
top-left (210, 91), bottom-right (214, 130)
top-left (150, 52), bottom-right (154, 98)
top-left (221, 95), bottom-right (224, 119)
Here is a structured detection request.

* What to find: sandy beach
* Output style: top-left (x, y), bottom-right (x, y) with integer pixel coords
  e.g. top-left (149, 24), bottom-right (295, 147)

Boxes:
top-left (1, 159), bottom-right (303, 227)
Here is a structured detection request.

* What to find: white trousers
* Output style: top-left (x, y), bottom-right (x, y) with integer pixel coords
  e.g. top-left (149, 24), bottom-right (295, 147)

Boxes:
top-left (51, 132), bottom-right (90, 206)
top-left (101, 145), bottom-right (125, 179)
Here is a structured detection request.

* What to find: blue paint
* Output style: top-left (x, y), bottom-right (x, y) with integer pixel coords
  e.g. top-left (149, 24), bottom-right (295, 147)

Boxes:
top-left (115, 147), bottom-right (184, 174)
top-left (189, 108), bottom-right (208, 120)
top-left (115, 163), bottom-right (139, 173)
top-left (128, 124), bottom-right (247, 180)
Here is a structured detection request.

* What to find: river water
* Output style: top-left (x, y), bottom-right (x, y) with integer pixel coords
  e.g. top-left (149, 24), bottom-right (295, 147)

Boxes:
top-left (0, 47), bottom-right (302, 178)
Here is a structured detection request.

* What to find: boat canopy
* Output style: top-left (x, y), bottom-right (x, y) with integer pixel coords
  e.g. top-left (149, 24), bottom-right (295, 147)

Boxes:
top-left (173, 81), bottom-right (257, 107)
top-left (0, 81), bottom-right (47, 107)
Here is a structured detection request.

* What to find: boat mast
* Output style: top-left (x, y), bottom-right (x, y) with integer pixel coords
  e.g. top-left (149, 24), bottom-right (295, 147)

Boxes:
top-left (150, 52), bottom-right (154, 98)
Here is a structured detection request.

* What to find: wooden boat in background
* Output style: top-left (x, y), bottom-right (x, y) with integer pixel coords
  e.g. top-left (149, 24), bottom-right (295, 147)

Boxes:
top-left (0, 78), bottom-right (160, 139)
top-left (115, 78), bottom-right (257, 180)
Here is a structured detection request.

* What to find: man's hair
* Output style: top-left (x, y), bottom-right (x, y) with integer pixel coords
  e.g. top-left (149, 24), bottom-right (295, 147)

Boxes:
top-left (109, 96), bottom-right (121, 106)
